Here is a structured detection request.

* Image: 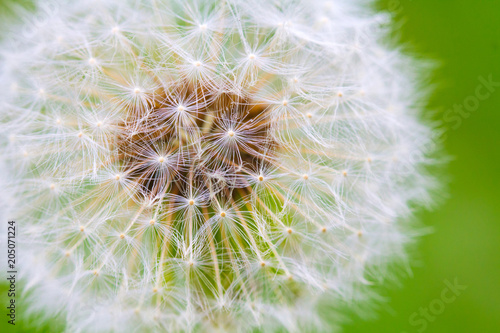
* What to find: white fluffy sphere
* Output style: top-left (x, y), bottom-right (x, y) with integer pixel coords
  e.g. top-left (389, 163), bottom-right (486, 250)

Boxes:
top-left (0, 0), bottom-right (437, 332)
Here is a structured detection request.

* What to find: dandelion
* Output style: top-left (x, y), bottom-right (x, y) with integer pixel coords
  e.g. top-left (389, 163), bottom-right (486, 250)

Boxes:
top-left (0, 0), bottom-right (438, 332)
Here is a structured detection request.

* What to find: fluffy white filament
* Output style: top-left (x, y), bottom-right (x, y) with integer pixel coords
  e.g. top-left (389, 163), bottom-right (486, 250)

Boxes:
top-left (0, 0), bottom-right (437, 332)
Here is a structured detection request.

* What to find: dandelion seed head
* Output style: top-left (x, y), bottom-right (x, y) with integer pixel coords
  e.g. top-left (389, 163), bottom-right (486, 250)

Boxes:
top-left (0, 0), bottom-right (439, 332)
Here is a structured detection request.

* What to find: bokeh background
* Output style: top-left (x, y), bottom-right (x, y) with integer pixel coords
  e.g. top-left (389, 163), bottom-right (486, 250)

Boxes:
top-left (346, 0), bottom-right (500, 332)
top-left (1, 0), bottom-right (499, 332)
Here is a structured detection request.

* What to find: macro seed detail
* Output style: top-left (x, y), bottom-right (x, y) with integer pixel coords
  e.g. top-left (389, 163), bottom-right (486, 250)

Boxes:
top-left (0, 0), bottom-right (437, 332)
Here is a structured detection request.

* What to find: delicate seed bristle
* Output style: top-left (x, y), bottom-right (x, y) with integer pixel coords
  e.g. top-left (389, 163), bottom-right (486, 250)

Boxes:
top-left (1, 1), bottom-right (438, 331)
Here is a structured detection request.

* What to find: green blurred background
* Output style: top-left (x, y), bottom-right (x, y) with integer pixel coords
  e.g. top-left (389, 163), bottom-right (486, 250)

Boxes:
top-left (1, 0), bottom-right (499, 332)
top-left (345, 0), bottom-right (500, 332)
